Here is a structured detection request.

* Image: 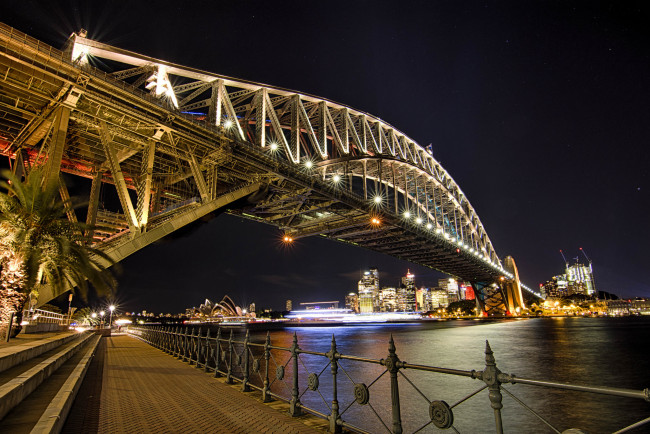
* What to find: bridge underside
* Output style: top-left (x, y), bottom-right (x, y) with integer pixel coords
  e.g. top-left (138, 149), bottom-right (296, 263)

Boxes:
top-left (0, 23), bottom-right (522, 309)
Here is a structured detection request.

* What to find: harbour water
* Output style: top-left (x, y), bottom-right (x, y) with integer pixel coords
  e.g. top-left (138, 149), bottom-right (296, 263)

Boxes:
top-left (236, 316), bottom-right (650, 433)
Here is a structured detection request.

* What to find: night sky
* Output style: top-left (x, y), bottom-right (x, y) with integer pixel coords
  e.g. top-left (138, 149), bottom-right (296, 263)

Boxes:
top-left (2, 1), bottom-right (649, 312)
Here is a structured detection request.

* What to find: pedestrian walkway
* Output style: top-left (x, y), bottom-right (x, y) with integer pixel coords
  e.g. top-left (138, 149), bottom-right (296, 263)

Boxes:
top-left (63, 334), bottom-right (325, 433)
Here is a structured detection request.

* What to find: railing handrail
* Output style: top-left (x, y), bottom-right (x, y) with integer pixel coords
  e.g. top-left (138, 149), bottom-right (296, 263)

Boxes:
top-left (22, 308), bottom-right (69, 325)
top-left (126, 325), bottom-right (649, 434)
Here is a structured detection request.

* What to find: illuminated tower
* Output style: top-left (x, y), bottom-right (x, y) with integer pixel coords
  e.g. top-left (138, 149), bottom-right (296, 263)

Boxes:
top-left (358, 268), bottom-right (379, 313)
top-left (397, 270), bottom-right (417, 311)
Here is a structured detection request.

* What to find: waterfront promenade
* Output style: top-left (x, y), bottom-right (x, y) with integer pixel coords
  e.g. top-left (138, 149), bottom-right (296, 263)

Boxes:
top-left (62, 334), bottom-right (325, 433)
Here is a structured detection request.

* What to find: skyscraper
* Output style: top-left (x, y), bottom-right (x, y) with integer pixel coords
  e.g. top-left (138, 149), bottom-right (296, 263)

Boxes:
top-left (358, 268), bottom-right (379, 313)
top-left (345, 292), bottom-right (359, 313)
top-left (439, 278), bottom-right (459, 303)
top-left (397, 270), bottom-right (417, 311)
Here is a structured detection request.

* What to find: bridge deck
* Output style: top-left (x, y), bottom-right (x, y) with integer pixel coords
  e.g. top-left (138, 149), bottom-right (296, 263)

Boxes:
top-left (63, 334), bottom-right (324, 433)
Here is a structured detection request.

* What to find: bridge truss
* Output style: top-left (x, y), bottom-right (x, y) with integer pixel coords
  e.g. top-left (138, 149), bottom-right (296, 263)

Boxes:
top-left (0, 23), bottom-right (539, 312)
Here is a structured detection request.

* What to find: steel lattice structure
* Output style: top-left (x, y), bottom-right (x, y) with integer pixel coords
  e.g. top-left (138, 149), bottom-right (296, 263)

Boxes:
top-left (0, 24), bottom-right (538, 311)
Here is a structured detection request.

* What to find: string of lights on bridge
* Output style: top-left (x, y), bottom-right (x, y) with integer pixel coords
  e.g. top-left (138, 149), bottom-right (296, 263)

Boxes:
top-left (262, 144), bottom-right (543, 299)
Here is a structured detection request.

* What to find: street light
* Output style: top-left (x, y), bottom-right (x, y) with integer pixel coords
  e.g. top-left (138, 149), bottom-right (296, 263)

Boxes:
top-left (100, 310), bottom-right (105, 327)
top-left (109, 305), bottom-right (115, 327)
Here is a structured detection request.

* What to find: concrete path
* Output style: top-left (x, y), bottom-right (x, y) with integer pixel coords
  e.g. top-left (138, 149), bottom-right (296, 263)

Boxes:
top-left (63, 334), bottom-right (324, 433)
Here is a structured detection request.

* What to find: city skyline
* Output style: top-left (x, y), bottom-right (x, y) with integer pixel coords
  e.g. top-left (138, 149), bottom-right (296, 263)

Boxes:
top-left (1, 1), bottom-right (648, 313)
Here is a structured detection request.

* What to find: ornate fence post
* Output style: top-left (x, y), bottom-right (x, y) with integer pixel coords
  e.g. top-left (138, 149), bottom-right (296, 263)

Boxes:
top-left (204, 328), bottom-right (211, 372)
top-left (195, 327), bottom-right (203, 368)
top-left (383, 335), bottom-right (403, 434)
top-left (262, 331), bottom-right (271, 402)
top-left (226, 329), bottom-right (234, 384)
top-left (482, 340), bottom-right (504, 434)
top-left (182, 327), bottom-right (189, 362)
top-left (214, 328), bottom-right (222, 378)
top-left (289, 332), bottom-right (302, 417)
top-left (174, 326), bottom-right (180, 357)
top-left (327, 335), bottom-right (341, 433)
top-left (242, 330), bottom-right (251, 392)
top-left (189, 328), bottom-right (197, 364)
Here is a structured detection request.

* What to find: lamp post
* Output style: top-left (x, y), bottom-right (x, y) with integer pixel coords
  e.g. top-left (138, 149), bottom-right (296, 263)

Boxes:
top-left (100, 311), bottom-right (105, 328)
top-left (91, 312), bottom-right (97, 328)
top-left (109, 305), bottom-right (115, 327)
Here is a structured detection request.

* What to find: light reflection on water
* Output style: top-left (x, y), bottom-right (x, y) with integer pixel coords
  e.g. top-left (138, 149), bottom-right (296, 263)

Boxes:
top-left (239, 317), bottom-right (650, 433)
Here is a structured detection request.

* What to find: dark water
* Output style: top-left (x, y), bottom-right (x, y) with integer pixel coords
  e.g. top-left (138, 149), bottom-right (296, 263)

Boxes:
top-left (171, 317), bottom-right (650, 432)
top-left (224, 317), bottom-right (649, 433)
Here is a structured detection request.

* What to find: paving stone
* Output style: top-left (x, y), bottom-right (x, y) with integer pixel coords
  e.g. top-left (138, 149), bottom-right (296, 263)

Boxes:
top-left (65, 335), bottom-right (323, 433)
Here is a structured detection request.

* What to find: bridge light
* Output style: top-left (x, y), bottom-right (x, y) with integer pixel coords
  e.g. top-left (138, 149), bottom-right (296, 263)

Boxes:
top-left (426, 223), bottom-right (433, 230)
top-left (451, 237), bottom-right (456, 243)
top-left (370, 217), bottom-right (381, 225)
top-left (373, 195), bottom-right (382, 204)
top-left (403, 211), bottom-right (411, 219)
top-left (415, 217), bottom-right (423, 225)
top-left (270, 142), bottom-right (279, 151)
top-left (436, 228), bottom-right (442, 234)
top-left (332, 174), bottom-right (341, 183)
top-left (224, 119), bottom-right (233, 129)
top-left (283, 235), bottom-right (293, 243)
top-left (304, 160), bottom-right (313, 169)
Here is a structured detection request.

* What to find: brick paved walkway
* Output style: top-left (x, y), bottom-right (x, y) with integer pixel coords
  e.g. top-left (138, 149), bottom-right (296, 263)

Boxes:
top-left (64, 334), bottom-right (323, 433)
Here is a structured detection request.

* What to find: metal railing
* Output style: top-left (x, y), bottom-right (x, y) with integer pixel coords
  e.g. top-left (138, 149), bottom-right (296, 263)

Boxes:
top-left (21, 309), bottom-right (69, 325)
top-left (127, 326), bottom-right (649, 433)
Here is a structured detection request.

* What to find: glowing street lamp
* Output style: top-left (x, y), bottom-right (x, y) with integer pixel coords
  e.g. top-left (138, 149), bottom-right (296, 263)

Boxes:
top-left (100, 310), bottom-right (105, 327)
top-left (109, 305), bottom-right (115, 327)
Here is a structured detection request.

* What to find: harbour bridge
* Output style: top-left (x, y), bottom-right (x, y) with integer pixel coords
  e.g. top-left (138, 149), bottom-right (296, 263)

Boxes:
top-left (0, 23), bottom-right (539, 314)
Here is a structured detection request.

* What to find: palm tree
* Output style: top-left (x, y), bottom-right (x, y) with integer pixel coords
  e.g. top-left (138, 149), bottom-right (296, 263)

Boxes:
top-left (0, 168), bottom-right (116, 336)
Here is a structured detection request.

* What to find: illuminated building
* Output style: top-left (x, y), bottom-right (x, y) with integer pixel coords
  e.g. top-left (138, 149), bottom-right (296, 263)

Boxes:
top-left (566, 262), bottom-right (596, 296)
top-left (248, 302), bottom-right (256, 313)
top-left (397, 270), bottom-right (417, 311)
top-left (358, 268), bottom-right (379, 313)
top-left (285, 300), bottom-right (292, 312)
top-left (429, 289), bottom-right (449, 308)
top-left (416, 288), bottom-right (427, 311)
top-left (439, 278), bottom-right (459, 303)
top-left (380, 287), bottom-right (397, 312)
top-left (345, 293), bottom-right (359, 313)
top-left (464, 285), bottom-right (476, 300)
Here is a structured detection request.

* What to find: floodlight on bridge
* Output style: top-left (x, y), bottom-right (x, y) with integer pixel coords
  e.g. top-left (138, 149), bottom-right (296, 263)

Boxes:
top-left (403, 211), bottom-right (411, 219)
top-left (332, 174), bottom-right (341, 183)
top-left (373, 195), bottom-right (382, 204)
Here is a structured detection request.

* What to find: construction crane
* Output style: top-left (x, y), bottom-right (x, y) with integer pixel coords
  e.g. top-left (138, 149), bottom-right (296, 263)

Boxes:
top-left (580, 247), bottom-right (592, 265)
top-left (559, 249), bottom-right (569, 267)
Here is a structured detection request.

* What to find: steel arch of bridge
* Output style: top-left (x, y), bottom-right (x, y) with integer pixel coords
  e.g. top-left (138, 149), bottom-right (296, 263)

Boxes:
top-left (0, 24), bottom-right (537, 311)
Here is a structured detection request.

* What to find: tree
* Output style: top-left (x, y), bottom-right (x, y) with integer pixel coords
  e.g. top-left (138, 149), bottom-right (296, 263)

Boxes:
top-left (0, 168), bottom-right (116, 336)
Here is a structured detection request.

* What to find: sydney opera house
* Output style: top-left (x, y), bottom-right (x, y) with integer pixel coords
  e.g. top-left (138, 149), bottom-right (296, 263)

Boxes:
top-left (186, 296), bottom-right (256, 322)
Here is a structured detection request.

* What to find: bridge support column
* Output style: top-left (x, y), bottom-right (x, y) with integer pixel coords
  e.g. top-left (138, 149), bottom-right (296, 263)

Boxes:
top-left (85, 170), bottom-right (102, 242)
top-left (99, 120), bottom-right (139, 234)
top-left (42, 106), bottom-right (70, 190)
top-left (136, 140), bottom-right (156, 229)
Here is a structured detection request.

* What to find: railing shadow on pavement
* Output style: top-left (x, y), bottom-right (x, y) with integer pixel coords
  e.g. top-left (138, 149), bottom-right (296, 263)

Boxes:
top-left (127, 326), bottom-right (650, 434)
